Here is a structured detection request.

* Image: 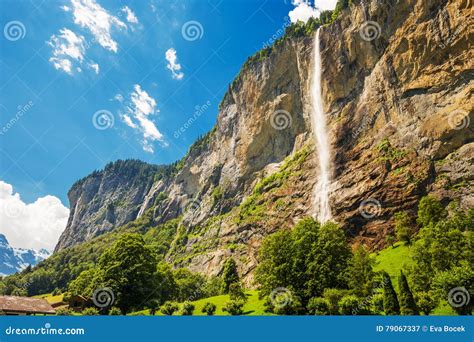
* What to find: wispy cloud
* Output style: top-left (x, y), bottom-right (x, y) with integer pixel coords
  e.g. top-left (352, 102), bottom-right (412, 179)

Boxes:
top-left (165, 48), bottom-right (184, 80)
top-left (118, 85), bottom-right (166, 153)
top-left (69, 0), bottom-right (126, 53)
top-left (121, 6), bottom-right (139, 24)
top-left (48, 28), bottom-right (86, 74)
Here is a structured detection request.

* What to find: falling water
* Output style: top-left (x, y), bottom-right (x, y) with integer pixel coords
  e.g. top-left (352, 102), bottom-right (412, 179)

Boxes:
top-left (311, 28), bottom-right (332, 223)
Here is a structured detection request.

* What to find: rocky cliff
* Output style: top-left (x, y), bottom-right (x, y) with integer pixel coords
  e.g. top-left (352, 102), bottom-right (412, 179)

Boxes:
top-left (55, 0), bottom-right (473, 284)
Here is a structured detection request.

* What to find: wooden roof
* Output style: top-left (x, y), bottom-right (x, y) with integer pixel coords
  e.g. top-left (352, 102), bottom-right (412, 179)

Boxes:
top-left (0, 295), bottom-right (55, 314)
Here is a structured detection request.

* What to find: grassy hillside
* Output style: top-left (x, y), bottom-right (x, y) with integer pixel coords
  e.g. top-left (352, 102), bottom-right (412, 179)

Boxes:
top-left (129, 290), bottom-right (267, 316)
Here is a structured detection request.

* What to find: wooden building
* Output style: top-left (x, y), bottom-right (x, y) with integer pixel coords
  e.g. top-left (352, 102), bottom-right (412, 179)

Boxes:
top-left (0, 295), bottom-right (55, 315)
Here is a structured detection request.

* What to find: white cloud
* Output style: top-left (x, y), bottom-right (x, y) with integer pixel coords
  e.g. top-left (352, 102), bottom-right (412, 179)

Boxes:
top-left (165, 48), bottom-right (184, 80)
top-left (288, 0), bottom-right (337, 23)
top-left (69, 0), bottom-right (126, 53)
top-left (0, 181), bottom-right (69, 251)
top-left (289, 0), bottom-right (319, 23)
top-left (119, 85), bottom-right (166, 153)
top-left (48, 28), bottom-right (86, 74)
top-left (88, 62), bottom-right (99, 74)
top-left (121, 6), bottom-right (138, 24)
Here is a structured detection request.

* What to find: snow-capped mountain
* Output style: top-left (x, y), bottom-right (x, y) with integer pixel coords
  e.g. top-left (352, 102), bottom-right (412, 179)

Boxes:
top-left (0, 234), bottom-right (50, 276)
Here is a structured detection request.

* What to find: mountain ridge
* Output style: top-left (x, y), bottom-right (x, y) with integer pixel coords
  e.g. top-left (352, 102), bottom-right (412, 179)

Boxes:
top-left (53, 0), bottom-right (472, 286)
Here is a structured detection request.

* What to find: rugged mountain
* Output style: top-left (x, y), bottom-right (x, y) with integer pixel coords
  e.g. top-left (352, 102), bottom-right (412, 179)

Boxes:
top-left (54, 160), bottom-right (171, 251)
top-left (0, 234), bottom-right (50, 276)
top-left (55, 0), bottom-right (473, 285)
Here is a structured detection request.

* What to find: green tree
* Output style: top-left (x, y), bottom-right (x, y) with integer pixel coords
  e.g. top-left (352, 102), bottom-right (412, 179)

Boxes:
top-left (229, 282), bottom-right (247, 302)
top-left (201, 302), bottom-right (217, 316)
top-left (307, 222), bottom-right (351, 296)
top-left (339, 295), bottom-right (369, 315)
top-left (98, 233), bottom-right (157, 313)
top-left (416, 292), bottom-right (438, 315)
top-left (432, 262), bottom-right (473, 315)
top-left (398, 271), bottom-right (419, 315)
top-left (347, 245), bottom-right (375, 297)
top-left (331, 0), bottom-right (350, 21)
top-left (382, 272), bottom-right (400, 315)
top-left (394, 212), bottom-right (415, 245)
top-left (221, 257), bottom-right (239, 294)
top-left (68, 268), bottom-right (103, 297)
top-left (323, 288), bottom-right (348, 315)
top-left (173, 268), bottom-right (206, 302)
top-left (417, 196), bottom-right (446, 227)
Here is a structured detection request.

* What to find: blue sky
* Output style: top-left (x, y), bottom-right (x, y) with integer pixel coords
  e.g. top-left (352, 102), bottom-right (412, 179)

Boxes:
top-left (0, 0), bottom-right (336, 250)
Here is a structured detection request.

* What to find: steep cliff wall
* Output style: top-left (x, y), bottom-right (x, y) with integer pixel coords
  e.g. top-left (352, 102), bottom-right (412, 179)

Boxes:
top-left (55, 0), bottom-right (473, 285)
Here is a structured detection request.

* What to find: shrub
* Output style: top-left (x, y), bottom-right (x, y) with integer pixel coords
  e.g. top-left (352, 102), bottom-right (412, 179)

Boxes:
top-left (55, 308), bottom-right (73, 316)
top-left (201, 302), bottom-right (217, 316)
top-left (180, 302), bottom-right (195, 316)
top-left (160, 302), bottom-right (179, 316)
top-left (339, 295), bottom-right (364, 315)
top-left (108, 307), bottom-right (121, 315)
top-left (323, 288), bottom-right (348, 315)
top-left (307, 297), bottom-right (329, 315)
top-left (147, 299), bottom-right (160, 315)
top-left (371, 293), bottom-right (384, 315)
top-left (417, 196), bottom-right (446, 227)
top-left (222, 300), bottom-right (244, 315)
top-left (82, 307), bottom-right (99, 316)
top-left (394, 212), bottom-right (415, 245)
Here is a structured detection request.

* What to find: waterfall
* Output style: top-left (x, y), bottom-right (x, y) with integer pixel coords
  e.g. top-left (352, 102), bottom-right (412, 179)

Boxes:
top-left (311, 28), bottom-right (332, 223)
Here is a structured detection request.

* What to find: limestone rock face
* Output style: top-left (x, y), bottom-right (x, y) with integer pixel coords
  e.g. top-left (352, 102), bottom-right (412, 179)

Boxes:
top-left (55, 0), bottom-right (472, 284)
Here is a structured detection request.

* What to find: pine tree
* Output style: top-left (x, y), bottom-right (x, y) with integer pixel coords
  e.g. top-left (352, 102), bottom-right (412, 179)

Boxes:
top-left (221, 257), bottom-right (239, 293)
top-left (398, 271), bottom-right (419, 315)
top-left (382, 272), bottom-right (400, 315)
